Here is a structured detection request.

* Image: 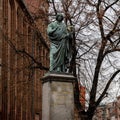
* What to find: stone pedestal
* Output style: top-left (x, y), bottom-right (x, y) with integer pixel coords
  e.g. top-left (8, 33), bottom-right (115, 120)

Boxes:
top-left (42, 72), bottom-right (76, 120)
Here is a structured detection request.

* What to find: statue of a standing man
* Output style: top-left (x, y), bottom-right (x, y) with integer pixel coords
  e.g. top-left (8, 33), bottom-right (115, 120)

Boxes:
top-left (47, 14), bottom-right (73, 73)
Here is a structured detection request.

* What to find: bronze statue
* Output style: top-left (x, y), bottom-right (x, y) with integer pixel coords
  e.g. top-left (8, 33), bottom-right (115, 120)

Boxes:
top-left (47, 14), bottom-right (73, 72)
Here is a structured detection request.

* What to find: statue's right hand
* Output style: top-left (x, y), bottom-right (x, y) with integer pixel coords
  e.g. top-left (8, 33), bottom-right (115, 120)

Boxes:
top-left (65, 34), bottom-right (70, 39)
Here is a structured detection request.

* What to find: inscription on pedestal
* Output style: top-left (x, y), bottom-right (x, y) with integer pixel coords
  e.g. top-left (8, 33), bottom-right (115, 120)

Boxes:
top-left (50, 82), bottom-right (74, 120)
top-left (42, 73), bottom-right (75, 120)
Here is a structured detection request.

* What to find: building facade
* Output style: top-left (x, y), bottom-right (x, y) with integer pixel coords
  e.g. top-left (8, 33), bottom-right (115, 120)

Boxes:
top-left (116, 96), bottom-right (120, 120)
top-left (106, 102), bottom-right (117, 120)
top-left (93, 96), bottom-right (120, 120)
top-left (0, 0), bottom-right (49, 120)
top-left (0, 0), bottom-right (2, 119)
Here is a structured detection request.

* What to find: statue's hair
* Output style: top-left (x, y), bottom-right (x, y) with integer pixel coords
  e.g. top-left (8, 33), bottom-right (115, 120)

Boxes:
top-left (56, 14), bottom-right (64, 21)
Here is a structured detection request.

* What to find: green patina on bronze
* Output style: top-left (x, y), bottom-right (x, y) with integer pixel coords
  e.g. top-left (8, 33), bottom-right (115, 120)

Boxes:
top-left (47, 14), bottom-right (73, 73)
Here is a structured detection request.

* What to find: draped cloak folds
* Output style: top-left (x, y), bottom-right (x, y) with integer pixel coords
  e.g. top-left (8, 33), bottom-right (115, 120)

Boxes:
top-left (47, 21), bottom-right (72, 72)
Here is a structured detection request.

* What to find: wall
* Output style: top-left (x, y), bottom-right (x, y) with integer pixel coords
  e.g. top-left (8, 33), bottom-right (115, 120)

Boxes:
top-left (1, 0), bottom-right (49, 120)
top-left (0, 0), bottom-right (2, 118)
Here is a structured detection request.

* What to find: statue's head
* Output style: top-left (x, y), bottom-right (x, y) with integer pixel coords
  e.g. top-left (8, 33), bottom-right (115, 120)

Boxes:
top-left (56, 14), bottom-right (64, 22)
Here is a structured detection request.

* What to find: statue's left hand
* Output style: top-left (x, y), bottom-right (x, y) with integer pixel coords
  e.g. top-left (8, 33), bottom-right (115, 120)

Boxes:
top-left (67, 25), bottom-right (74, 32)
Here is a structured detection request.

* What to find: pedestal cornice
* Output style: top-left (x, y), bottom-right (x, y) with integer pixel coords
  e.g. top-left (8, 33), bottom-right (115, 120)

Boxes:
top-left (41, 72), bottom-right (76, 83)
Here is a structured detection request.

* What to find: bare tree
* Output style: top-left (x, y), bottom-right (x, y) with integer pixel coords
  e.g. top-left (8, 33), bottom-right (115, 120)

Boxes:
top-left (48, 0), bottom-right (120, 119)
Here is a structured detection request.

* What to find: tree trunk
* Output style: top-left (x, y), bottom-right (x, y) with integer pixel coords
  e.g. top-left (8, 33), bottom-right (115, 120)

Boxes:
top-left (79, 111), bottom-right (94, 120)
top-left (80, 114), bottom-right (93, 120)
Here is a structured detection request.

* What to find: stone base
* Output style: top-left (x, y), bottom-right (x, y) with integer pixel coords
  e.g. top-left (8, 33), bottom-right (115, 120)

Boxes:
top-left (42, 72), bottom-right (76, 120)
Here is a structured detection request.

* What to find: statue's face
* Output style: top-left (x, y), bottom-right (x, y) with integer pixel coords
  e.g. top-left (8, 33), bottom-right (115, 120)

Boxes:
top-left (56, 15), bottom-right (64, 22)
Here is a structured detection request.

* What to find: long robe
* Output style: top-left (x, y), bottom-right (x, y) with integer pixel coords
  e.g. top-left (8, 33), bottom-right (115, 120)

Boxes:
top-left (47, 21), bottom-right (72, 72)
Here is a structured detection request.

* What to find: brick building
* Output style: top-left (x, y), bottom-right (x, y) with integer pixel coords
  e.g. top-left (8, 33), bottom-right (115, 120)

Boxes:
top-left (116, 96), bottom-right (120, 120)
top-left (93, 98), bottom-right (120, 120)
top-left (93, 105), bottom-right (107, 120)
top-left (0, 0), bottom-right (2, 119)
top-left (106, 102), bottom-right (117, 120)
top-left (0, 0), bottom-right (49, 120)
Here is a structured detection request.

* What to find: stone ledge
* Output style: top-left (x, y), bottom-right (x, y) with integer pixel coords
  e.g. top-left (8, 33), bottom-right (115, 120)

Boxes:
top-left (41, 72), bottom-right (76, 83)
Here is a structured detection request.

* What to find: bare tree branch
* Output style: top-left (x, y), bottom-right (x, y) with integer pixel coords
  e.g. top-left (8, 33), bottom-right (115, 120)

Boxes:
top-left (96, 70), bottom-right (120, 105)
top-left (16, 49), bottom-right (49, 70)
top-left (106, 17), bottom-right (120, 39)
top-left (104, 0), bottom-right (119, 12)
top-left (51, 0), bottom-right (57, 15)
